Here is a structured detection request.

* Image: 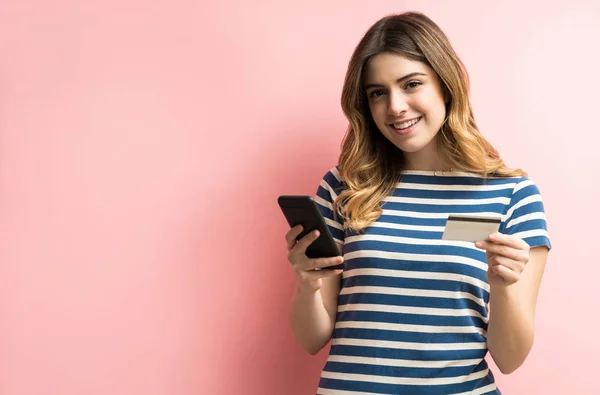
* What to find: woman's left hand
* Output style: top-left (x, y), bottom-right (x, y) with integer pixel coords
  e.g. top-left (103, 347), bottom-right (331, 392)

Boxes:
top-left (475, 232), bottom-right (530, 287)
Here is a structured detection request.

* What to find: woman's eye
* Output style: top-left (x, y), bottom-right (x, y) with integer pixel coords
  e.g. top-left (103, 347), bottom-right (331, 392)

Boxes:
top-left (405, 81), bottom-right (422, 89)
top-left (369, 90), bottom-right (385, 98)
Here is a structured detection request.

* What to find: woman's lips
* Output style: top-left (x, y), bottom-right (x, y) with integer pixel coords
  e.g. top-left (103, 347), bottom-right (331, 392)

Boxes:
top-left (389, 116), bottom-right (422, 135)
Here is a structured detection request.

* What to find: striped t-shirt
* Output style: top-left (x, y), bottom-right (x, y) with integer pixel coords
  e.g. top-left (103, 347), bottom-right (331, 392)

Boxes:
top-left (314, 166), bottom-right (552, 395)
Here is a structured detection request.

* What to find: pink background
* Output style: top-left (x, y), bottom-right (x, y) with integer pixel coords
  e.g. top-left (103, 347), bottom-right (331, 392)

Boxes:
top-left (1, 1), bottom-right (598, 394)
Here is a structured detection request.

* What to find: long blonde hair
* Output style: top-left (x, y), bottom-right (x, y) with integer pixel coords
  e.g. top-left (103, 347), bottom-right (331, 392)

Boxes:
top-left (335, 12), bottom-right (525, 232)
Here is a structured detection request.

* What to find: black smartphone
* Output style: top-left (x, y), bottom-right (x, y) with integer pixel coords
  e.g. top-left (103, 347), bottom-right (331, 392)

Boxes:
top-left (277, 195), bottom-right (343, 270)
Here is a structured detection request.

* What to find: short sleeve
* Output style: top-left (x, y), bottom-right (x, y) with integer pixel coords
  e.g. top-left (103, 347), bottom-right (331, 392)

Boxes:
top-left (499, 176), bottom-right (552, 250)
top-left (314, 166), bottom-right (346, 246)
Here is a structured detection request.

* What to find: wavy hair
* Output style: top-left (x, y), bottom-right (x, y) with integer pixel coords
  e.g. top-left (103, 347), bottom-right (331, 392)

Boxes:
top-left (334, 12), bottom-right (526, 232)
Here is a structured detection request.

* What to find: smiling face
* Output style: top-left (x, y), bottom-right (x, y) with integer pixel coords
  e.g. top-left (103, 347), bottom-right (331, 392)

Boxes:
top-left (363, 52), bottom-right (449, 170)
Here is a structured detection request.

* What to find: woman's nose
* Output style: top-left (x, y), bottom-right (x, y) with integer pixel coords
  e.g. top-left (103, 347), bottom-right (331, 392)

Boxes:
top-left (388, 91), bottom-right (409, 116)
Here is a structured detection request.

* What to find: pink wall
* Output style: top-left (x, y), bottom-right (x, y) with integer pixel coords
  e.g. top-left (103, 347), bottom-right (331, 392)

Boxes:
top-left (1, 1), bottom-right (598, 394)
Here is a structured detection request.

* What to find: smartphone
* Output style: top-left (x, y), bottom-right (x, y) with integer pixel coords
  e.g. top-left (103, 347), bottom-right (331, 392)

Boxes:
top-left (277, 195), bottom-right (343, 270)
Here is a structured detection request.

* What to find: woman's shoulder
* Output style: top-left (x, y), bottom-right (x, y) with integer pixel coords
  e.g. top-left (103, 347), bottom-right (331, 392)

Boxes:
top-left (320, 165), bottom-right (345, 186)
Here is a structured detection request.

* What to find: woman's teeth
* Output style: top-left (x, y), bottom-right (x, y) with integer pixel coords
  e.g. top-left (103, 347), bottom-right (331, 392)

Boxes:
top-left (392, 117), bottom-right (421, 130)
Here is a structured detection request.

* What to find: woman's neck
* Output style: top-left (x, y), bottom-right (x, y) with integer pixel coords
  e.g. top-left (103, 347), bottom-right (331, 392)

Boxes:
top-left (403, 151), bottom-right (452, 172)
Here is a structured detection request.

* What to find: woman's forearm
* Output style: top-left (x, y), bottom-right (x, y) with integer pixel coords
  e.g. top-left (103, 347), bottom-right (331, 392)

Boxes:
top-left (486, 284), bottom-right (534, 374)
top-left (289, 285), bottom-right (335, 355)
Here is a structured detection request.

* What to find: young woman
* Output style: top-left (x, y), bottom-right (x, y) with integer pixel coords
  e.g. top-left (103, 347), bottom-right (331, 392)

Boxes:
top-left (285, 11), bottom-right (551, 395)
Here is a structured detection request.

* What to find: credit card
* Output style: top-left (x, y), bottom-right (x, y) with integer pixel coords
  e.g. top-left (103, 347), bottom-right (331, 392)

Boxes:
top-left (441, 214), bottom-right (502, 242)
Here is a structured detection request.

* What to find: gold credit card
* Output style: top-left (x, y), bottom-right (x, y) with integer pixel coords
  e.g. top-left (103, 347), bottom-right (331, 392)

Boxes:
top-left (441, 214), bottom-right (502, 242)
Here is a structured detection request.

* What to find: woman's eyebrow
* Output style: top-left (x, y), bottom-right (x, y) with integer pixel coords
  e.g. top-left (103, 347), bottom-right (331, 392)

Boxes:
top-left (364, 72), bottom-right (427, 90)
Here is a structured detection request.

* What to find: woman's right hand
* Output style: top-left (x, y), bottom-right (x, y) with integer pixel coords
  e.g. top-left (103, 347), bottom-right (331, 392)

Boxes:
top-left (286, 225), bottom-right (344, 293)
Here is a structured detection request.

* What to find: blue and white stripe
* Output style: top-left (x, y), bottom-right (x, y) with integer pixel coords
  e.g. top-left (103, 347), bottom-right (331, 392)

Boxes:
top-left (314, 167), bottom-right (551, 395)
